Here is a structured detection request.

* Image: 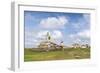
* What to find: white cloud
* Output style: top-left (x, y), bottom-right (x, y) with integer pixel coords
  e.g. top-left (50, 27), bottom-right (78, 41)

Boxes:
top-left (37, 30), bottom-right (63, 39)
top-left (77, 30), bottom-right (90, 38)
top-left (25, 37), bottom-right (40, 48)
top-left (52, 30), bottom-right (62, 39)
top-left (39, 16), bottom-right (68, 29)
top-left (68, 30), bottom-right (90, 45)
top-left (83, 14), bottom-right (90, 21)
top-left (72, 23), bottom-right (80, 29)
top-left (25, 31), bottom-right (36, 38)
top-left (73, 38), bottom-right (82, 43)
top-left (37, 30), bottom-right (49, 39)
top-left (25, 30), bottom-right (63, 48)
top-left (25, 30), bottom-right (41, 48)
top-left (69, 30), bottom-right (90, 39)
top-left (25, 40), bottom-right (40, 48)
top-left (71, 14), bottom-right (90, 29)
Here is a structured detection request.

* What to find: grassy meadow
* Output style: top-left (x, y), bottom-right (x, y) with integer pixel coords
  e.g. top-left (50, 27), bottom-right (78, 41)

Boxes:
top-left (24, 48), bottom-right (90, 62)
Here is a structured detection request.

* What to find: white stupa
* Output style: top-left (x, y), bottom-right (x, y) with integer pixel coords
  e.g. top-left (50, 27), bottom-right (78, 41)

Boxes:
top-left (38, 32), bottom-right (63, 51)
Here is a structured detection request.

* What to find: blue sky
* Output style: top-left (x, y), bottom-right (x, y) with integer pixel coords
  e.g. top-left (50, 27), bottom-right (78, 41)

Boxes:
top-left (24, 11), bottom-right (90, 48)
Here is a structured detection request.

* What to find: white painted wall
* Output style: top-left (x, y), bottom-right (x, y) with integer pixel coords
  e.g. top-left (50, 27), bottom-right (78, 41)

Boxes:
top-left (0, 0), bottom-right (100, 73)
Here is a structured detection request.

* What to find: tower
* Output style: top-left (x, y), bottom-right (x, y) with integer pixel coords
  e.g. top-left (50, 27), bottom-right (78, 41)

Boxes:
top-left (46, 32), bottom-right (51, 41)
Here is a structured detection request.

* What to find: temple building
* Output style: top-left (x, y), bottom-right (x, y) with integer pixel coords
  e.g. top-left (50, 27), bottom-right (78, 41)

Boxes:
top-left (38, 32), bottom-right (64, 51)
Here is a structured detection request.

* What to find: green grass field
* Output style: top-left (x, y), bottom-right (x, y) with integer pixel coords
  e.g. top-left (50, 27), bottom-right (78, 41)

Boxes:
top-left (24, 48), bottom-right (90, 62)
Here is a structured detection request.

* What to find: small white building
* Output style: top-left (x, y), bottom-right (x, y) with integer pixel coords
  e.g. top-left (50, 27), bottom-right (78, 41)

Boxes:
top-left (72, 43), bottom-right (90, 48)
top-left (72, 43), bottom-right (81, 48)
top-left (81, 44), bottom-right (90, 48)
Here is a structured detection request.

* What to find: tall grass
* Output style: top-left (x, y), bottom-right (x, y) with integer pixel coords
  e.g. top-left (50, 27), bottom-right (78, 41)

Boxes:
top-left (24, 48), bottom-right (90, 62)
